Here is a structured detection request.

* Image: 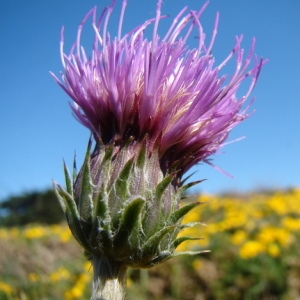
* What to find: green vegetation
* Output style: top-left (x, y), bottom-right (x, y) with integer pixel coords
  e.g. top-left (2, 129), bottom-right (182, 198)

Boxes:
top-left (1, 188), bottom-right (300, 299)
top-left (0, 190), bottom-right (64, 226)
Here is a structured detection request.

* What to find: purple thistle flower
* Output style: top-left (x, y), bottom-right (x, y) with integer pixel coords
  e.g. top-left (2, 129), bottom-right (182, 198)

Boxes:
top-left (52, 0), bottom-right (265, 176)
top-left (52, 2), bottom-right (266, 298)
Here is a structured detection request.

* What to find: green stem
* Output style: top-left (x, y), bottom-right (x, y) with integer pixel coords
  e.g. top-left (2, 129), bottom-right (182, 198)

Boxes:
top-left (91, 256), bottom-right (127, 300)
top-left (140, 269), bottom-right (149, 299)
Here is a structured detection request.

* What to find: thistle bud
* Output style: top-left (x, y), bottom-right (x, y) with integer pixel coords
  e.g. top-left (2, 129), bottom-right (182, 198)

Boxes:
top-left (54, 138), bottom-right (203, 299)
top-left (55, 138), bottom-right (202, 266)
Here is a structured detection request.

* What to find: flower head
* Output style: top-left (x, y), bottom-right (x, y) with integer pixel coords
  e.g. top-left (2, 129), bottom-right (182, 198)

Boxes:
top-left (52, 0), bottom-right (265, 275)
top-left (52, 0), bottom-right (265, 176)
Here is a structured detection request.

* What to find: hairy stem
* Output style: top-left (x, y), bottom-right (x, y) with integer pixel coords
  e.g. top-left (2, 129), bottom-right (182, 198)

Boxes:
top-left (91, 256), bottom-right (127, 300)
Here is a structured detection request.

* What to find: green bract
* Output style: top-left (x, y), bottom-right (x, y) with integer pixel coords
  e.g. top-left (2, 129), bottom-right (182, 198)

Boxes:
top-left (54, 139), bottom-right (206, 268)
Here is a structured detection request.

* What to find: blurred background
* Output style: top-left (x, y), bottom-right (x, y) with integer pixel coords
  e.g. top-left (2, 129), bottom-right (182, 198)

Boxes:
top-left (0, 0), bottom-right (299, 200)
top-left (1, 1), bottom-right (300, 299)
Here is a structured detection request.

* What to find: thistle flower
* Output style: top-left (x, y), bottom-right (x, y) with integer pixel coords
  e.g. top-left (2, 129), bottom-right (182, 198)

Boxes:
top-left (52, 1), bottom-right (265, 299)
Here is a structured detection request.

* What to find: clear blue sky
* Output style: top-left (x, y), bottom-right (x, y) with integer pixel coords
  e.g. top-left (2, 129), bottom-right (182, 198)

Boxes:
top-left (0, 0), bottom-right (299, 200)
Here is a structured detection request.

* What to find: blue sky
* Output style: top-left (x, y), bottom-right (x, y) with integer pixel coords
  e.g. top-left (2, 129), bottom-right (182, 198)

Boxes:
top-left (0, 0), bottom-right (299, 200)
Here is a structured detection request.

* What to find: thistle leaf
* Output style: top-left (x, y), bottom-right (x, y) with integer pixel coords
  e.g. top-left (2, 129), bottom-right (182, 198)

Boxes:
top-left (63, 161), bottom-right (73, 196)
top-left (113, 197), bottom-right (145, 256)
top-left (97, 227), bottom-right (113, 255)
top-left (78, 143), bottom-right (94, 223)
top-left (180, 222), bottom-right (206, 230)
top-left (53, 181), bottom-right (67, 213)
top-left (94, 188), bottom-right (109, 222)
top-left (90, 188), bottom-right (111, 249)
top-left (72, 152), bottom-right (77, 186)
top-left (142, 226), bottom-right (175, 258)
top-left (173, 236), bottom-right (202, 249)
top-left (148, 251), bottom-right (172, 266)
top-left (114, 158), bottom-right (134, 199)
top-left (154, 174), bottom-right (174, 201)
top-left (136, 143), bottom-right (146, 168)
top-left (167, 202), bottom-right (202, 225)
top-left (181, 171), bottom-right (198, 185)
top-left (96, 144), bottom-right (114, 189)
top-left (102, 143), bottom-right (114, 173)
top-left (171, 250), bottom-right (211, 257)
top-left (55, 186), bottom-right (93, 252)
top-left (179, 179), bottom-right (206, 194)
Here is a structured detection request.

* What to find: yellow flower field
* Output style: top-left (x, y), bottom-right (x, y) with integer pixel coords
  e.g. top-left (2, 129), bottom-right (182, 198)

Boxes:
top-left (1, 188), bottom-right (300, 299)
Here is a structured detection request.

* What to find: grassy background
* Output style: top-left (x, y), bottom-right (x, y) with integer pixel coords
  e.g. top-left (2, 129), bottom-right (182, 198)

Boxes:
top-left (1, 188), bottom-right (300, 299)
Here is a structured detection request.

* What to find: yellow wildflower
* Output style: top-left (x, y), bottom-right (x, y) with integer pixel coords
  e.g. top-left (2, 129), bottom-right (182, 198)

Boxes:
top-left (10, 227), bottom-right (20, 238)
top-left (267, 243), bottom-right (280, 257)
top-left (266, 193), bottom-right (288, 215)
top-left (64, 285), bottom-right (83, 300)
top-left (23, 225), bottom-right (47, 239)
top-left (274, 228), bottom-right (292, 246)
top-left (257, 226), bottom-right (291, 247)
top-left (50, 268), bottom-right (71, 282)
top-left (59, 229), bottom-right (72, 243)
top-left (239, 240), bottom-right (265, 259)
top-left (282, 217), bottom-right (300, 232)
top-left (231, 230), bottom-right (247, 245)
top-left (50, 224), bottom-right (72, 242)
top-left (0, 281), bottom-right (13, 294)
top-left (0, 228), bottom-right (9, 239)
top-left (77, 273), bottom-right (90, 284)
top-left (192, 259), bottom-right (202, 270)
top-left (83, 261), bottom-right (92, 272)
top-left (28, 272), bottom-right (39, 283)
